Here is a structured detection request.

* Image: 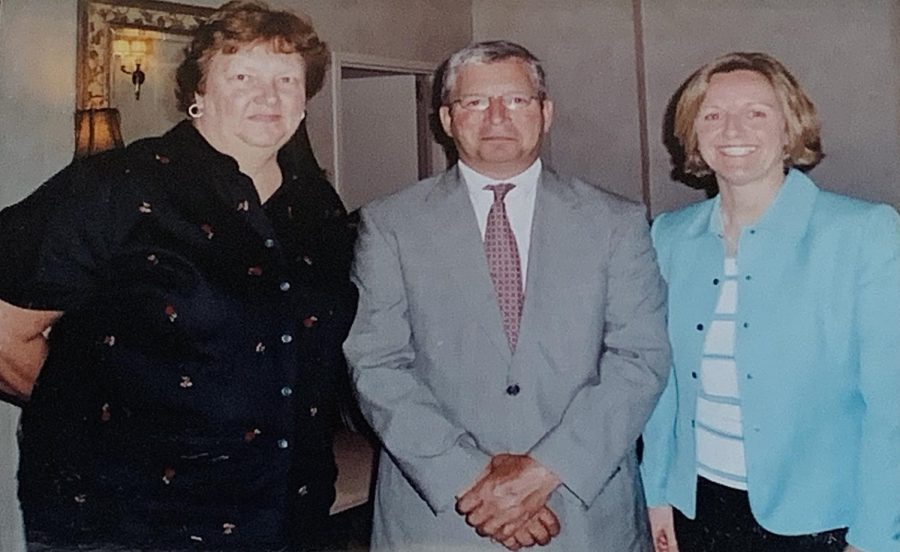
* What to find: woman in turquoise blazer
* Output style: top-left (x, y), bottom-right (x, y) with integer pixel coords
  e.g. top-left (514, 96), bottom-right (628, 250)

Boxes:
top-left (642, 52), bottom-right (900, 552)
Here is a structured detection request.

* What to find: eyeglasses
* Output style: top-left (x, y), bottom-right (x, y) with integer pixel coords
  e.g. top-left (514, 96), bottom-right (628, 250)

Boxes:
top-left (449, 94), bottom-right (540, 112)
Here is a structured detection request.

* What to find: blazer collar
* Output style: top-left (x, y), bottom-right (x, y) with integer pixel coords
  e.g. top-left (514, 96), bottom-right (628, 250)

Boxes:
top-left (517, 167), bottom-right (583, 341)
top-left (694, 169), bottom-right (819, 243)
top-left (427, 164), bottom-right (465, 203)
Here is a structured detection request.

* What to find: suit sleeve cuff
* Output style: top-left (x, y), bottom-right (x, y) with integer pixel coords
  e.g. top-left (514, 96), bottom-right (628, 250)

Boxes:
top-left (529, 431), bottom-right (606, 508)
top-left (403, 436), bottom-right (491, 514)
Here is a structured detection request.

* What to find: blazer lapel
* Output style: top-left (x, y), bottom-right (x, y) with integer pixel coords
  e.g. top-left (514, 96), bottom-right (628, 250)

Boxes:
top-left (516, 170), bottom-right (583, 357)
top-left (426, 167), bottom-right (513, 363)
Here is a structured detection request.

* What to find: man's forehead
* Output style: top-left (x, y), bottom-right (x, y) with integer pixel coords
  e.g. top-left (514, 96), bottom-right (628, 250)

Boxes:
top-left (455, 60), bottom-right (534, 86)
top-left (459, 58), bottom-right (528, 72)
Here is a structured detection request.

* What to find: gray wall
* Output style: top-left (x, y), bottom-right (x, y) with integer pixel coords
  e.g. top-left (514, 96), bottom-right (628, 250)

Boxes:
top-left (0, 0), bottom-right (79, 208)
top-left (473, 0), bottom-right (900, 215)
top-left (8, 1), bottom-right (894, 214)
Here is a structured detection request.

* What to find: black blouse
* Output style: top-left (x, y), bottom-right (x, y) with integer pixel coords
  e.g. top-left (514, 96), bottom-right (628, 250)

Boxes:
top-left (1, 121), bottom-right (357, 550)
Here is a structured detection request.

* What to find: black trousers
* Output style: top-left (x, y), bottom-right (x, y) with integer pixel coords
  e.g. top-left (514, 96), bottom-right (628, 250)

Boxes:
top-left (673, 477), bottom-right (848, 552)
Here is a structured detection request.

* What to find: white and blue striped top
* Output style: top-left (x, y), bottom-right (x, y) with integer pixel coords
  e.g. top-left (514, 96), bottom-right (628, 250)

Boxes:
top-left (695, 256), bottom-right (746, 490)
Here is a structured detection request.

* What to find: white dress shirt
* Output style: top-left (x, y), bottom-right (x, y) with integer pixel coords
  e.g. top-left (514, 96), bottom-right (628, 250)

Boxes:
top-left (458, 159), bottom-right (541, 285)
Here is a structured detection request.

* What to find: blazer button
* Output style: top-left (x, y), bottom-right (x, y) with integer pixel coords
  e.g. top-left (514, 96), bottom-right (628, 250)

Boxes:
top-left (506, 384), bottom-right (520, 396)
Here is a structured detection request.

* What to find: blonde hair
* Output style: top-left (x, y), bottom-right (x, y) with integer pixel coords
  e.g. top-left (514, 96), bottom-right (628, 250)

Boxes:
top-left (674, 52), bottom-right (822, 176)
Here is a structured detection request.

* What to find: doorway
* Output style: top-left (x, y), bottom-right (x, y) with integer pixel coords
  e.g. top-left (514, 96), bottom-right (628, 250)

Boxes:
top-left (320, 54), bottom-right (445, 212)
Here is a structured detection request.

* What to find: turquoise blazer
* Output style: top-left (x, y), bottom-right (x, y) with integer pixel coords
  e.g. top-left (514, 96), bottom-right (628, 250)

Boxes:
top-left (641, 170), bottom-right (900, 552)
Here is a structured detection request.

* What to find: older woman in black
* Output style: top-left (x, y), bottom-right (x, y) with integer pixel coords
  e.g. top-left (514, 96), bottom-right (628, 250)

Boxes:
top-left (0, 2), bottom-right (356, 550)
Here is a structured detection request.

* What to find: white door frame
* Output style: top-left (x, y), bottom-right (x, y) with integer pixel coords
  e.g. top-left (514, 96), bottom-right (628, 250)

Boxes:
top-left (329, 52), bottom-right (435, 199)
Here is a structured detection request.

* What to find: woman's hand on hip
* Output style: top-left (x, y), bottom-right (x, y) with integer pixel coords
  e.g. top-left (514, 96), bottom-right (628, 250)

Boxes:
top-left (648, 505), bottom-right (679, 552)
top-left (0, 299), bottom-right (61, 400)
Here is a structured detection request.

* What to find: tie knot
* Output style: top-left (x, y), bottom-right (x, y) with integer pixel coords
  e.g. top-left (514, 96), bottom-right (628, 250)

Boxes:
top-left (484, 183), bottom-right (515, 202)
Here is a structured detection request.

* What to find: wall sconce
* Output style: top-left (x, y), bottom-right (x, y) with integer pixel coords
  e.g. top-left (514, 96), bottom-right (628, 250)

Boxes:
top-left (112, 38), bottom-right (148, 100)
top-left (74, 108), bottom-right (125, 158)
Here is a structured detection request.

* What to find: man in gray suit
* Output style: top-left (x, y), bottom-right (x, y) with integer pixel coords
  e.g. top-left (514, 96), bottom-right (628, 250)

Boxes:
top-left (343, 40), bottom-right (671, 551)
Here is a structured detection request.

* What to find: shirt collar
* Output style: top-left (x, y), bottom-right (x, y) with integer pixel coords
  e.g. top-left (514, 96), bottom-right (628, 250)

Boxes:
top-left (161, 120), bottom-right (319, 184)
top-left (458, 158), bottom-right (542, 197)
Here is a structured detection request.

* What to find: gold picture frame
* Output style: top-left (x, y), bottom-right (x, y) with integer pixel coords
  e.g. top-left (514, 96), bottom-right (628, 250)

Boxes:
top-left (76, 0), bottom-right (214, 109)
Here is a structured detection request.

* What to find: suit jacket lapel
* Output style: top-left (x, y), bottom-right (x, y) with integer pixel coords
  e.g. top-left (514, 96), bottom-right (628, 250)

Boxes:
top-left (517, 169), bottom-right (582, 356)
top-left (426, 167), bottom-right (513, 362)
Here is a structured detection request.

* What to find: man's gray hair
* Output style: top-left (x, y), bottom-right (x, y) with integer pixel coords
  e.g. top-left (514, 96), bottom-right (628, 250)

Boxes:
top-left (439, 40), bottom-right (547, 105)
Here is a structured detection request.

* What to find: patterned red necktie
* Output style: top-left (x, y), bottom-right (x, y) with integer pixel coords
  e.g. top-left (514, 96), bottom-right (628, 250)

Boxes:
top-left (483, 183), bottom-right (524, 352)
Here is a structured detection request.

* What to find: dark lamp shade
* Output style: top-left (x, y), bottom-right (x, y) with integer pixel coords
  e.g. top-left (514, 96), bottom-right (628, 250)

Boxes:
top-left (74, 108), bottom-right (124, 158)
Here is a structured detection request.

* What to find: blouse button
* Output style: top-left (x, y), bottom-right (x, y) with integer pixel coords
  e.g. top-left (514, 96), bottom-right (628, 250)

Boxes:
top-left (264, 238), bottom-right (276, 249)
top-left (277, 438), bottom-right (289, 449)
top-left (309, 406), bottom-right (318, 417)
top-left (506, 384), bottom-right (520, 396)
top-left (297, 485), bottom-right (308, 496)
top-left (279, 281), bottom-right (291, 292)
top-left (691, 371), bottom-right (697, 379)
top-left (696, 323), bottom-right (704, 331)
top-left (712, 278), bottom-right (720, 285)
top-left (281, 386), bottom-right (293, 397)
top-left (281, 334), bottom-right (293, 344)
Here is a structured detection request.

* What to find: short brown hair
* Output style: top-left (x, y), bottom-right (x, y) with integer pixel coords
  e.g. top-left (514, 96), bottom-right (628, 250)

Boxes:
top-left (175, 0), bottom-right (329, 112)
top-left (673, 52), bottom-right (822, 177)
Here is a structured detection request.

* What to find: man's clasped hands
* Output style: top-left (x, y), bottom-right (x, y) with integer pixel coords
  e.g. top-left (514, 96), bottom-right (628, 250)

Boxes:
top-left (456, 453), bottom-right (562, 550)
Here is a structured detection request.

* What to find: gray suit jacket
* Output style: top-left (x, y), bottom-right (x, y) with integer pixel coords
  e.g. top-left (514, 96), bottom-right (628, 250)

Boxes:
top-left (344, 166), bottom-right (671, 551)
